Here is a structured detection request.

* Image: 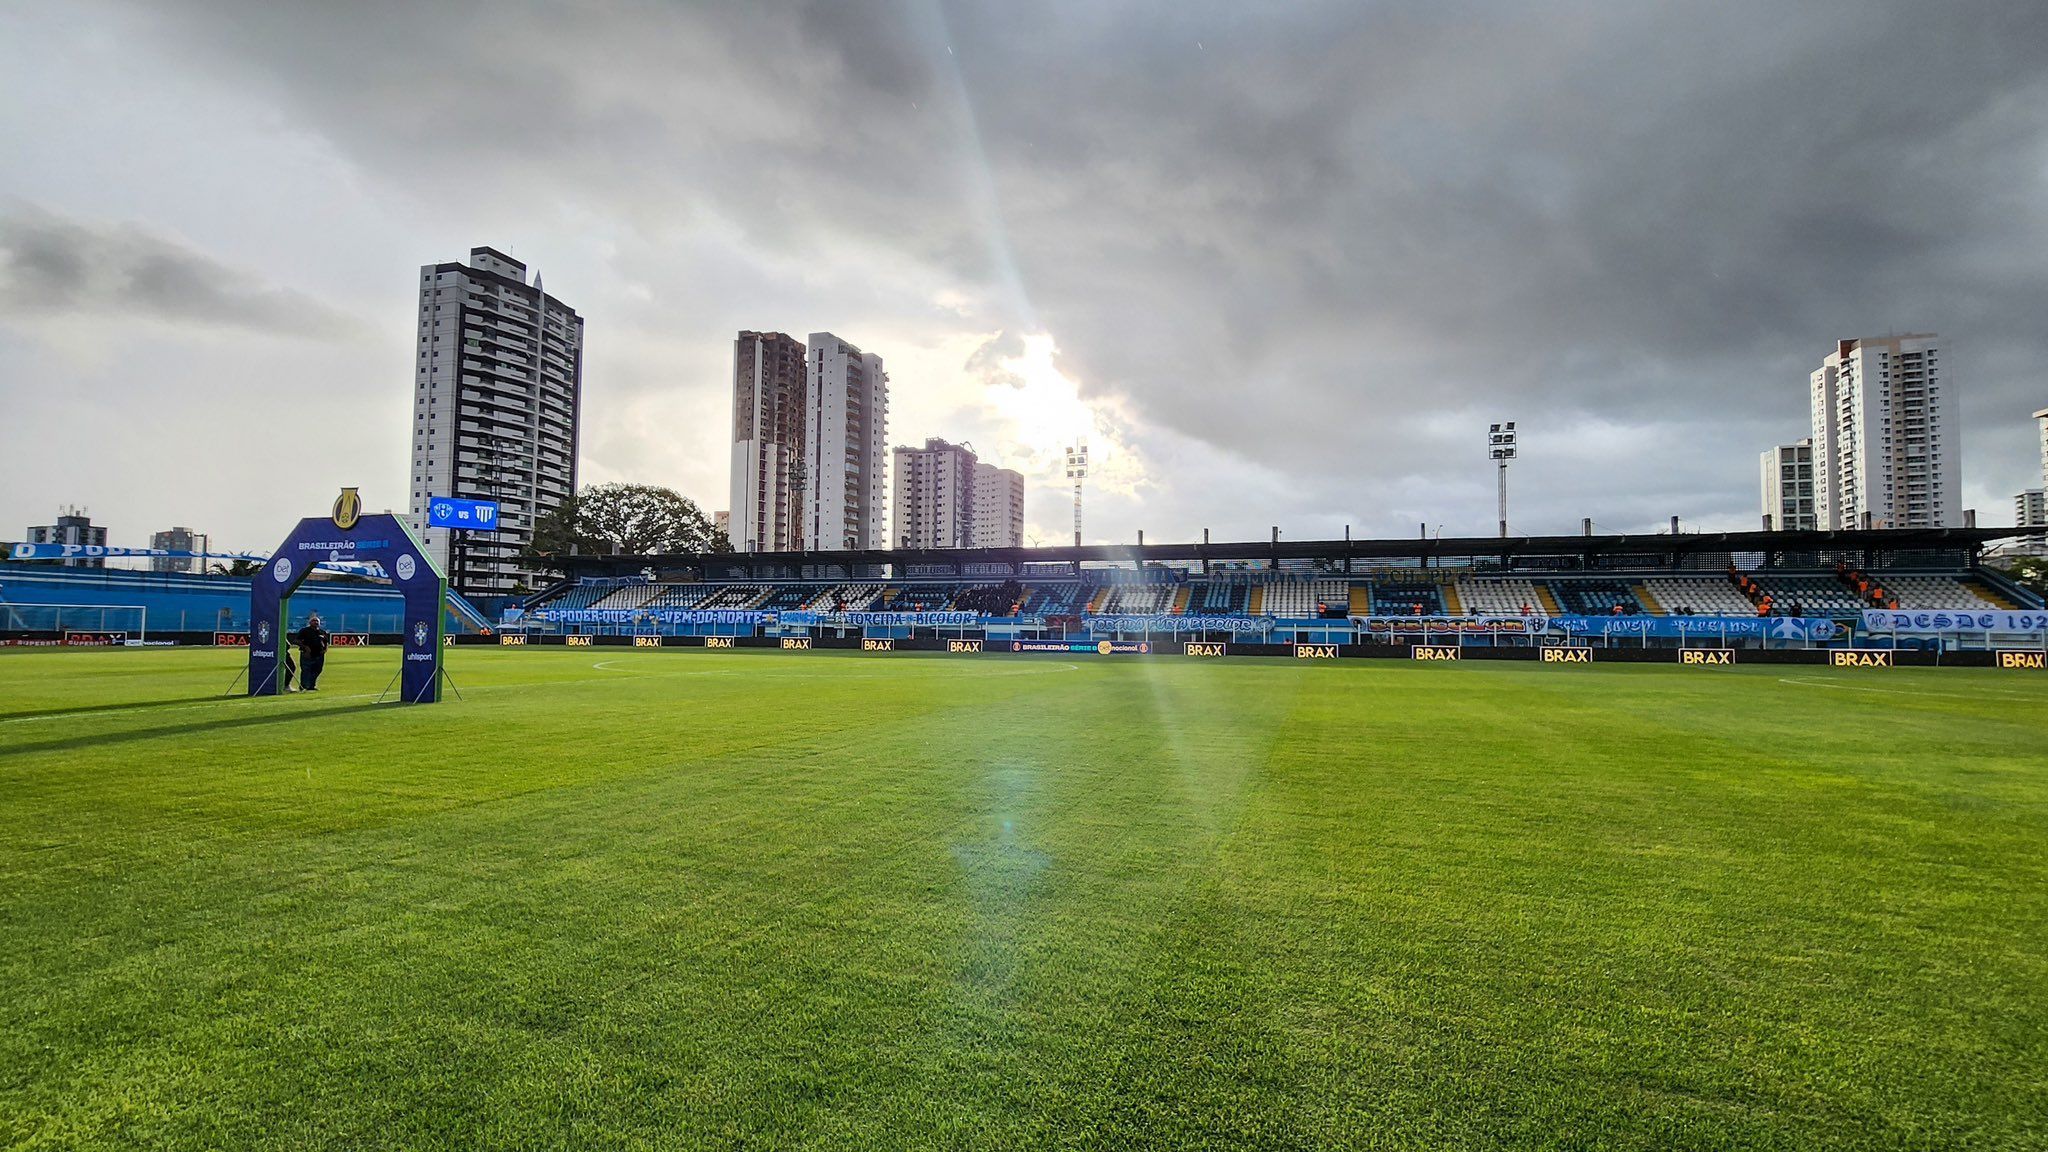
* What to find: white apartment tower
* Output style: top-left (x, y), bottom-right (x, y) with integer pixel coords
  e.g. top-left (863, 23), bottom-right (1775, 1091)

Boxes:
top-left (1759, 439), bottom-right (1817, 531)
top-left (2015, 489), bottom-right (2046, 554)
top-left (1807, 334), bottom-right (1958, 530)
top-left (2036, 407), bottom-right (2048, 490)
top-left (804, 333), bottom-right (889, 551)
top-left (728, 331), bottom-right (807, 552)
top-left (972, 460), bottom-right (1025, 548)
top-left (407, 247), bottom-right (584, 595)
top-left (891, 438), bottom-right (1026, 549)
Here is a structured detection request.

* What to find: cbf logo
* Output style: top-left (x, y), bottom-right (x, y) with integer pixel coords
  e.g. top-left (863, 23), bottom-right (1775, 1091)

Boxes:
top-left (332, 487), bottom-right (362, 530)
top-left (413, 621), bottom-right (430, 647)
top-left (257, 620), bottom-right (271, 644)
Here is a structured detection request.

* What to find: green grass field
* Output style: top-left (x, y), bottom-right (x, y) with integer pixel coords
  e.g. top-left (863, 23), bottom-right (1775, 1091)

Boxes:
top-left (2, 646), bottom-right (2044, 1150)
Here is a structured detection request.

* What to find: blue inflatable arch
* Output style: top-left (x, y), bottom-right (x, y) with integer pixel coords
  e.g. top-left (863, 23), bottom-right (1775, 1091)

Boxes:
top-left (248, 501), bottom-right (448, 703)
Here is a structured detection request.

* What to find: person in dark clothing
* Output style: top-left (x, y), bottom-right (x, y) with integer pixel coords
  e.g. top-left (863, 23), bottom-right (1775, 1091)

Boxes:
top-left (281, 643), bottom-right (298, 692)
top-left (294, 614), bottom-right (331, 691)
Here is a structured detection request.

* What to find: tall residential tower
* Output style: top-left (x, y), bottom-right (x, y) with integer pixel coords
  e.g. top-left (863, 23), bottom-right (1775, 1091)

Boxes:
top-left (728, 332), bottom-right (807, 553)
top-left (1807, 334), bottom-right (1958, 530)
top-left (804, 333), bottom-right (889, 551)
top-left (1759, 439), bottom-right (1816, 531)
top-left (407, 247), bottom-right (584, 595)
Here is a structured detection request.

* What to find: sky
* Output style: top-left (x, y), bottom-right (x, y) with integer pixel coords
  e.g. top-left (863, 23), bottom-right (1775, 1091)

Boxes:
top-left (3, 0), bottom-right (2046, 552)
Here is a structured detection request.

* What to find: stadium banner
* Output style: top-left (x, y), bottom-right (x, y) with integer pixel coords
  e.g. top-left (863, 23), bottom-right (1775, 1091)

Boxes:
top-left (1088, 614), bottom-right (1266, 635)
top-left (1549, 614), bottom-right (1839, 640)
top-left (633, 635), bottom-right (663, 648)
top-left (948, 639), bottom-right (984, 654)
top-left (63, 631), bottom-right (129, 647)
top-left (1294, 642), bottom-right (1340, 659)
top-left (1996, 650), bottom-right (2046, 670)
top-left (539, 608), bottom-right (771, 626)
top-left (861, 638), bottom-right (894, 652)
top-left (1355, 615), bottom-right (1546, 636)
top-left (1411, 644), bottom-right (1461, 661)
top-left (328, 633), bottom-right (369, 648)
top-left (780, 610), bottom-right (978, 628)
top-left (1014, 639), bottom-right (1151, 654)
top-left (499, 634), bottom-right (528, 646)
top-left (1184, 641), bottom-right (1228, 657)
top-left (1861, 609), bottom-right (2048, 634)
top-left (1541, 646), bottom-right (1593, 663)
top-left (1679, 648), bottom-right (1736, 665)
top-left (214, 631), bottom-right (251, 647)
top-left (704, 636), bottom-right (736, 648)
top-left (565, 635), bottom-right (594, 647)
top-left (1831, 649), bottom-right (1894, 667)
top-left (781, 637), bottom-right (812, 650)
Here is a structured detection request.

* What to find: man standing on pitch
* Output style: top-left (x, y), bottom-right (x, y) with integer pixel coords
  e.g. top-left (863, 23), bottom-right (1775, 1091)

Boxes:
top-left (294, 613), bottom-right (331, 691)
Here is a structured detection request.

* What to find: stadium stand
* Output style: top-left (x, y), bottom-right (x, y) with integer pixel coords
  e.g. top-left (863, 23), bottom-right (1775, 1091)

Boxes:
top-left (1368, 582), bottom-right (1443, 616)
top-left (1884, 575), bottom-right (2003, 610)
top-left (1264, 578), bottom-right (1350, 617)
top-left (1551, 580), bottom-right (1642, 615)
top-left (1454, 577), bottom-right (1546, 617)
top-left (590, 584), bottom-right (665, 611)
top-left (1639, 577), bottom-right (1755, 616)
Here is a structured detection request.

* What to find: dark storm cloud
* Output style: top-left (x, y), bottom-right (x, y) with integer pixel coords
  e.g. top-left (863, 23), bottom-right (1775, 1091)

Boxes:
top-left (0, 204), bottom-right (362, 339)
top-left (120, 0), bottom-right (2048, 531)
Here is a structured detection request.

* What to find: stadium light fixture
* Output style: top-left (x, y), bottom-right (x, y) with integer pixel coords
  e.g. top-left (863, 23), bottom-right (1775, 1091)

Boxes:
top-left (1488, 422), bottom-right (1518, 538)
top-left (1064, 442), bottom-right (1089, 547)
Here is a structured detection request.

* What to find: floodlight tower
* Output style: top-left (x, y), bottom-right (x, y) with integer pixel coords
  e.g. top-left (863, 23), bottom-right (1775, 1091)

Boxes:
top-left (1488, 422), bottom-right (1518, 538)
top-left (1064, 442), bottom-right (1090, 546)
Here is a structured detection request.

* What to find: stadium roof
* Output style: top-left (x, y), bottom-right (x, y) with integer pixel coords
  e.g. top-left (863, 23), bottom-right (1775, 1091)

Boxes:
top-left (559, 526), bottom-right (2023, 578)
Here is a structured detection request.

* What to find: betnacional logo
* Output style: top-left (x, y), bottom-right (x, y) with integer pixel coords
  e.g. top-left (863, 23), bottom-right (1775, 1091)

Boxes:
top-left (1184, 641), bottom-right (1227, 657)
top-left (1680, 649), bottom-right (1735, 665)
top-left (272, 557), bottom-right (293, 584)
top-left (634, 635), bottom-right (663, 648)
top-left (1097, 640), bottom-right (1114, 655)
top-left (1295, 642), bottom-right (1340, 659)
top-left (1996, 650), bottom-right (2046, 670)
top-left (705, 636), bottom-right (736, 648)
top-left (781, 636), bottom-right (812, 650)
top-left (499, 634), bottom-right (528, 646)
top-left (862, 638), bottom-right (894, 652)
top-left (566, 634), bottom-right (594, 647)
top-left (1411, 645), bottom-right (1461, 661)
top-left (332, 487), bottom-right (362, 530)
top-left (413, 621), bottom-right (430, 647)
top-left (1541, 646), bottom-right (1593, 663)
top-left (948, 639), bottom-right (984, 654)
top-left (1830, 649), bottom-right (1892, 668)
top-left (395, 554), bottom-right (416, 582)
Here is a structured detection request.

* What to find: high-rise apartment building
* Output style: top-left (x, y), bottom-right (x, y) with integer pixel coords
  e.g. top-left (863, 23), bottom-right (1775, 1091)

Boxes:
top-left (1759, 439), bottom-right (1816, 531)
top-left (891, 438), bottom-right (1025, 549)
top-left (26, 508), bottom-right (106, 568)
top-left (149, 527), bottom-right (209, 573)
top-left (971, 460), bottom-right (1025, 548)
top-left (728, 331), bottom-right (808, 552)
top-left (2015, 489), bottom-right (2046, 554)
top-left (804, 333), bottom-right (889, 551)
top-left (2035, 407), bottom-right (2047, 489)
top-left (407, 247), bottom-right (584, 595)
top-left (1808, 334), bottom-right (1958, 530)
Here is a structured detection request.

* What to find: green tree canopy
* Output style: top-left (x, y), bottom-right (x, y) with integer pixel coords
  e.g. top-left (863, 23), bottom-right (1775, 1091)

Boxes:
top-left (526, 484), bottom-right (732, 572)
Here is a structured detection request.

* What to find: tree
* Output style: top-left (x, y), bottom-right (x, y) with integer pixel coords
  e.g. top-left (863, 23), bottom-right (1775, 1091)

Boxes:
top-left (210, 558), bottom-right (263, 577)
top-left (525, 484), bottom-right (730, 572)
top-left (1994, 555), bottom-right (2047, 598)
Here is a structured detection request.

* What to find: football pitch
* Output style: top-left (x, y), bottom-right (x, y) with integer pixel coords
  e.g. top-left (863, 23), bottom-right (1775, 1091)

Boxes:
top-left (2, 647), bottom-right (2044, 1150)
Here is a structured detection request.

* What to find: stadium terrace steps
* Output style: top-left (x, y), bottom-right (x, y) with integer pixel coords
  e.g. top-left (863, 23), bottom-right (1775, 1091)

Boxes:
top-left (1631, 584), bottom-right (1665, 615)
top-left (1641, 577), bottom-right (1754, 616)
top-left (588, 585), bottom-right (665, 611)
top-left (1535, 585), bottom-right (1563, 615)
top-left (1455, 578), bottom-right (1544, 617)
top-left (1246, 585), bottom-right (1264, 615)
top-left (1441, 584), bottom-right (1464, 615)
top-left (1170, 587), bottom-right (1192, 615)
top-left (1966, 579), bottom-right (2021, 610)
